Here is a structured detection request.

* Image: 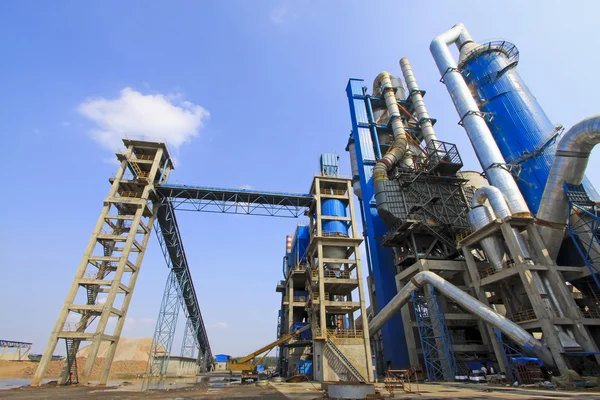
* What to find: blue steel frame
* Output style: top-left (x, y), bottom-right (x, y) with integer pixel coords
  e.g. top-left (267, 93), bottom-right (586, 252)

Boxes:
top-left (564, 183), bottom-right (600, 288)
top-left (346, 79), bottom-right (410, 368)
top-left (411, 287), bottom-right (457, 381)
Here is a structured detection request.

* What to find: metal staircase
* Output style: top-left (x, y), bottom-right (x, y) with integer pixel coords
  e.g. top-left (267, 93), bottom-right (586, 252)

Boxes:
top-left (65, 339), bottom-right (79, 384)
top-left (326, 338), bottom-right (366, 382)
top-left (564, 183), bottom-right (600, 288)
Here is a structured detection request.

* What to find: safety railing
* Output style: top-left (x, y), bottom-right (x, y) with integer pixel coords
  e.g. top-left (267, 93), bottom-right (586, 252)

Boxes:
top-left (478, 267), bottom-right (497, 279)
top-left (293, 296), bottom-right (307, 303)
top-left (119, 191), bottom-right (143, 198)
top-left (132, 154), bottom-right (154, 161)
top-left (582, 308), bottom-right (600, 319)
top-left (456, 228), bottom-right (472, 244)
top-left (320, 188), bottom-right (347, 196)
top-left (324, 270), bottom-right (353, 279)
top-left (511, 309), bottom-right (537, 323)
top-left (327, 328), bottom-right (364, 339)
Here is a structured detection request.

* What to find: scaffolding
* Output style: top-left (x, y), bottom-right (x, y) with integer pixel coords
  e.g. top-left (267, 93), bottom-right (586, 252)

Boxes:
top-left (411, 286), bottom-right (457, 381)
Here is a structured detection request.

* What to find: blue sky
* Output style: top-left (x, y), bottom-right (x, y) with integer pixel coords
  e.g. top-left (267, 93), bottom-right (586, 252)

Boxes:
top-left (1, 1), bottom-right (600, 358)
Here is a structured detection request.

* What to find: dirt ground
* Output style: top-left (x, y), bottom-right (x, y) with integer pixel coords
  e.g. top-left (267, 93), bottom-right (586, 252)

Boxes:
top-left (0, 380), bottom-right (286, 399)
top-left (3, 381), bottom-right (600, 400)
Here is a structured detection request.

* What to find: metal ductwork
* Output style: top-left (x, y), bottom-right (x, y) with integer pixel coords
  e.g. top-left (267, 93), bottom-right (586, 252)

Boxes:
top-left (367, 271), bottom-right (555, 367)
top-left (372, 71), bottom-right (409, 185)
top-left (537, 115), bottom-right (600, 257)
top-left (399, 57), bottom-right (437, 148)
top-left (372, 72), bottom-right (409, 225)
top-left (430, 23), bottom-right (530, 217)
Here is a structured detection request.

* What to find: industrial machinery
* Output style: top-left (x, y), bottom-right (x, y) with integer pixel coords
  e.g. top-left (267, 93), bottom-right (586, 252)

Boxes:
top-left (229, 324), bottom-right (310, 382)
top-left (346, 22), bottom-right (600, 381)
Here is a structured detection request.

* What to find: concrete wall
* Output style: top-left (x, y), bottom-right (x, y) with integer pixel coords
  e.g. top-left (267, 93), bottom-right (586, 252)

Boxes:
top-left (161, 356), bottom-right (199, 377)
top-left (0, 347), bottom-right (30, 361)
top-left (214, 361), bottom-right (228, 371)
top-left (313, 339), bottom-right (370, 383)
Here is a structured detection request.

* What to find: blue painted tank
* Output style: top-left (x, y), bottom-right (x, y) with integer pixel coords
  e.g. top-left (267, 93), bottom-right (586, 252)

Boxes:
top-left (322, 199), bottom-right (348, 235)
top-left (460, 42), bottom-right (597, 213)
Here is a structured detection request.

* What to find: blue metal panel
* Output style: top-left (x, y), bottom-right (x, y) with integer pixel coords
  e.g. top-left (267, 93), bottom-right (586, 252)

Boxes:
top-left (215, 354), bottom-right (230, 362)
top-left (298, 360), bottom-right (313, 375)
top-left (320, 153), bottom-right (340, 177)
top-left (346, 79), bottom-right (409, 368)
top-left (290, 225), bottom-right (310, 266)
top-left (321, 199), bottom-right (348, 235)
top-left (461, 44), bottom-right (598, 213)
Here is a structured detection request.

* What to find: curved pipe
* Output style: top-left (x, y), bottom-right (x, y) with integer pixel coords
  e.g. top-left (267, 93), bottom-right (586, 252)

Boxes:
top-left (368, 271), bottom-right (555, 367)
top-left (430, 23), bottom-right (530, 216)
top-left (471, 186), bottom-right (511, 219)
top-left (537, 115), bottom-right (600, 255)
top-left (372, 72), bottom-right (408, 184)
top-left (399, 57), bottom-right (437, 147)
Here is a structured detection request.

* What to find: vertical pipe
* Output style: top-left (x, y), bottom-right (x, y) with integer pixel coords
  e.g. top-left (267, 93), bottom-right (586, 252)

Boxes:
top-left (430, 23), bottom-right (530, 216)
top-left (399, 57), bottom-right (437, 147)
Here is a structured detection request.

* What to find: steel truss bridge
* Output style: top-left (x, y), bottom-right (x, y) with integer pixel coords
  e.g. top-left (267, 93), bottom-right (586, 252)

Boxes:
top-left (149, 184), bottom-right (313, 375)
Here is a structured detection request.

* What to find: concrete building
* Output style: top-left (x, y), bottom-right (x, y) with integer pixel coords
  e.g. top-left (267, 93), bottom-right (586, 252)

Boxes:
top-left (214, 354), bottom-right (230, 371)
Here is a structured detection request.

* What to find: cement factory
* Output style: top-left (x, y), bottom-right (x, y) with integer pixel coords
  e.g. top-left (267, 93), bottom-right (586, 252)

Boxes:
top-left (18, 22), bottom-right (600, 398)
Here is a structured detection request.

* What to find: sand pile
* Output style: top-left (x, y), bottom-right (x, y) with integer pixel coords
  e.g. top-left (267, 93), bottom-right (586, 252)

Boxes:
top-left (18, 357), bottom-right (148, 378)
top-left (77, 337), bottom-right (159, 361)
top-left (0, 338), bottom-right (162, 379)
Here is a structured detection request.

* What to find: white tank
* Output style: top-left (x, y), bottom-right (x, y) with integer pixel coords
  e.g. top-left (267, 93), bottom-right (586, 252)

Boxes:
top-left (458, 170), bottom-right (488, 188)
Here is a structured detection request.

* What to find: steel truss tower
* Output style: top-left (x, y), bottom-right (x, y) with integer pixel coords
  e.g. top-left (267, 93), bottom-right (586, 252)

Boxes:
top-left (33, 139), bottom-right (315, 385)
top-left (33, 140), bottom-right (172, 386)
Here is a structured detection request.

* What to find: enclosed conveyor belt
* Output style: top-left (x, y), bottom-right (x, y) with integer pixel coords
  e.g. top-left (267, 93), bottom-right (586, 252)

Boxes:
top-left (368, 271), bottom-right (555, 367)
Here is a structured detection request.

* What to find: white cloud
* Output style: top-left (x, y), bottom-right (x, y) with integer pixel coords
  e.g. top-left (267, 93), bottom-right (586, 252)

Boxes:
top-left (211, 321), bottom-right (228, 329)
top-left (269, 3), bottom-right (289, 25)
top-left (78, 87), bottom-right (209, 151)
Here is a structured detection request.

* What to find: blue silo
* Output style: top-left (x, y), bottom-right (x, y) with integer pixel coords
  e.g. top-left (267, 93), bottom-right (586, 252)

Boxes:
top-left (459, 41), bottom-right (596, 214)
top-left (320, 153), bottom-right (349, 236)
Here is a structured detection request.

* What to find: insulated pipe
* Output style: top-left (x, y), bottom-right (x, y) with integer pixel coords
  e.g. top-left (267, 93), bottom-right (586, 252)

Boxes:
top-left (468, 205), bottom-right (506, 270)
top-left (368, 271), bottom-right (555, 367)
top-left (372, 72), bottom-right (409, 184)
top-left (399, 57), bottom-right (437, 147)
top-left (537, 115), bottom-right (600, 256)
top-left (471, 186), bottom-right (511, 219)
top-left (430, 23), bottom-right (530, 216)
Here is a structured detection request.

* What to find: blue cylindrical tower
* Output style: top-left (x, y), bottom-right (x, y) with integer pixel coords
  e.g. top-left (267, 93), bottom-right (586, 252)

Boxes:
top-left (459, 41), bottom-right (597, 214)
top-left (322, 198), bottom-right (348, 236)
top-left (459, 42), bottom-right (557, 214)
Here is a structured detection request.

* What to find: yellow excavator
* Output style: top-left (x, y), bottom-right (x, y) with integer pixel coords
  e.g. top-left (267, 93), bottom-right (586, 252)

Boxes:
top-left (228, 324), bottom-right (310, 383)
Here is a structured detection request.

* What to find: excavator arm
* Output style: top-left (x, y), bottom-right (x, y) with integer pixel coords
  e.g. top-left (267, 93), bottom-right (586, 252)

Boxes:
top-left (229, 324), bottom-right (310, 370)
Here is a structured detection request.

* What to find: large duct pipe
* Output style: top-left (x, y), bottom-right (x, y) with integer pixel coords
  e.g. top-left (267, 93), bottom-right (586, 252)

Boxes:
top-left (430, 23), bottom-right (530, 216)
top-left (372, 72), bottom-right (409, 185)
top-left (468, 205), bottom-right (506, 270)
top-left (537, 115), bottom-right (600, 257)
top-left (368, 271), bottom-right (555, 367)
top-left (399, 57), bottom-right (437, 147)
top-left (471, 186), bottom-right (533, 261)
